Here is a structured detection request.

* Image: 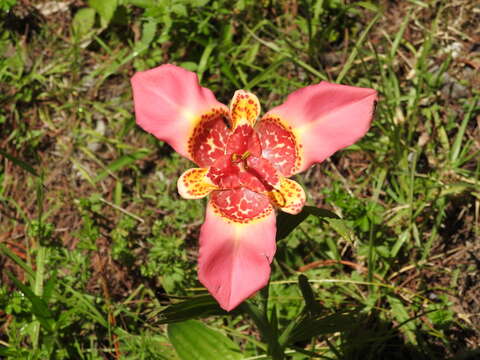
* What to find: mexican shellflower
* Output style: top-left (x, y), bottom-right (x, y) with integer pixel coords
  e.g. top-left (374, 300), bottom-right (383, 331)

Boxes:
top-left (131, 64), bottom-right (377, 311)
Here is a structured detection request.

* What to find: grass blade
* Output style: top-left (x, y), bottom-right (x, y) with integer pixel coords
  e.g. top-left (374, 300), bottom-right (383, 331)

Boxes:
top-left (336, 13), bottom-right (380, 83)
top-left (0, 148), bottom-right (38, 177)
top-left (93, 149), bottom-right (150, 183)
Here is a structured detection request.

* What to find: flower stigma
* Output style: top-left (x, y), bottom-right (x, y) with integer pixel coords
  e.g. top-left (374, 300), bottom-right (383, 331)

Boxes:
top-left (231, 150), bottom-right (251, 164)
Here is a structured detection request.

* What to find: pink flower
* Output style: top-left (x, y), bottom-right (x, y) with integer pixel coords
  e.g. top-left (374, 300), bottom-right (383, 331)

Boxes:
top-left (131, 64), bottom-right (377, 311)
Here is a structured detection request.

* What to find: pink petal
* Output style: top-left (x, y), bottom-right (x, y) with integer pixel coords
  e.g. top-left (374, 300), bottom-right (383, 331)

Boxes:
top-left (198, 196), bottom-right (276, 311)
top-left (131, 64), bottom-right (229, 165)
top-left (263, 82), bottom-right (377, 174)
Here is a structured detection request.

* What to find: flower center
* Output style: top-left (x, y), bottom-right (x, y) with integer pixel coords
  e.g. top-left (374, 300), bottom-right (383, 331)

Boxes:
top-left (206, 124), bottom-right (280, 194)
top-left (231, 151), bottom-right (251, 164)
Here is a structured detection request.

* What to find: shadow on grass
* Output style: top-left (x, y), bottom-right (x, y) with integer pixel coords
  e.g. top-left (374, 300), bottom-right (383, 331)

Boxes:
top-left (326, 310), bottom-right (480, 360)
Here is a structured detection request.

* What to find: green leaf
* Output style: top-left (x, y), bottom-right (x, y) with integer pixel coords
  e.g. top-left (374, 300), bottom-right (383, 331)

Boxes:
top-left (245, 58), bottom-right (286, 89)
top-left (72, 8), bottom-right (96, 36)
top-left (189, 0), bottom-right (210, 6)
top-left (168, 320), bottom-right (242, 360)
top-left (283, 312), bottom-right (357, 346)
top-left (387, 295), bottom-right (417, 344)
top-left (239, 301), bottom-right (276, 353)
top-left (197, 41), bottom-right (216, 82)
top-left (43, 270), bottom-right (58, 303)
top-left (0, 148), bottom-right (38, 176)
top-left (336, 12), bottom-right (380, 83)
top-left (7, 272), bottom-right (54, 332)
top-left (451, 96), bottom-right (478, 165)
top-left (220, 62), bottom-right (241, 88)
top-left (126, 0), bottom-right (155, 8)
top-left (0, 243), bottom-right (35, 279)
top-left (93, 149), bottom-right (150, 183)
top-left (297, 275), bottom-right (322, 315)
top-left (135, 19), bottom-right (157, 52)
top-left (0, 0), bottom-right (17, 13)
top-left (324, 218), bottom-right (355, 242)
top-left (352, 1), bottom-right (379, 11)
top-left (158, 295), bottom-right (227, 324)
top-left (66, 286), bottom-right (108, 328)
top-left (276, 206), bottom-right (339, 241)
top-left (89, 0), bottom-right (118, 27)
top-left (0, 347), bottom-right (18, 357)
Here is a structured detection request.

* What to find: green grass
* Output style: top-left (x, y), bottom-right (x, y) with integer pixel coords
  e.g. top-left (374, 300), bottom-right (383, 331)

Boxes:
top-left (0, 0), bottom-right (479, 359)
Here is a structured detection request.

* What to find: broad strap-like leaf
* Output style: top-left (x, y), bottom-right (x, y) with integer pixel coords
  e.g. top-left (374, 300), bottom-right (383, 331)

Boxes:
top-left (168, 320), bottom-right (242, 360)
top-left (280, 312), bottom-right (358, 347)
top-left (276, 205), bottom-right (339, 241)
top-left (297, 274), bottom-right (323, 315)
top-left (157, 295), bottom-right (227, 324)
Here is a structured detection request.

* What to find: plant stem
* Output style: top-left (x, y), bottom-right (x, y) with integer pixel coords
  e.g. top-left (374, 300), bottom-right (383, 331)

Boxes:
top-left (32, 245), bottom-right (46, 349)
top-left (241, 291), bottom-right (284, 360)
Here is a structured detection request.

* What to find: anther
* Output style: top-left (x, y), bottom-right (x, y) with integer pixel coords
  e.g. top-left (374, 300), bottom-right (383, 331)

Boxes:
top-left (231, 151), bottom-right (251, 163)
top-left (231, 153), bottom-right (241, 163)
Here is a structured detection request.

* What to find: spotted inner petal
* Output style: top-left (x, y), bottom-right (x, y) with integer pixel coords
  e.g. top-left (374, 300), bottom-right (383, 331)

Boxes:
top-left (267, 178), bottom-right (305, 214)
top-left (238, 172), bottom-right (268, 193)
top-left (188, 108), bottom-right (231, 167)
top-left (229, 90), bottom-right (261, 129)
top-left (226, 124), bottom-right (262, 158)
top-left (211, 188), bottom-right (273, 223)
top-left (178, 168), bottom-right (218, 199)
top-left (245, 156), bottom-right (279, 188)
top-left (207, 155), bottom-right (242, 189)
top-left (256, 115), bottom-right (301, 177)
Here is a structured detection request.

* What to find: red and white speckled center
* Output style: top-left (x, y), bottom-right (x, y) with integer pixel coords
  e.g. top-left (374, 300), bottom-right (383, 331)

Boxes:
top-left (187, 100), bottom-right (299, 222)
top-left (189, 108), bottom-right (230, 167)
top-left (255, 116), bottom-right (299, 177)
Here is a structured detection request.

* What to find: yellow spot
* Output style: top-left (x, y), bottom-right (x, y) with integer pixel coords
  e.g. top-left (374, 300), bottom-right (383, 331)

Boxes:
top-left (268, 190), bottom-right (286, 207)
top-left (230, 90), bottom-right (261, 129)
top-left (267, 177), bottom-right (305, 214)
top-left (178, 167), bottom-right (218, 199)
